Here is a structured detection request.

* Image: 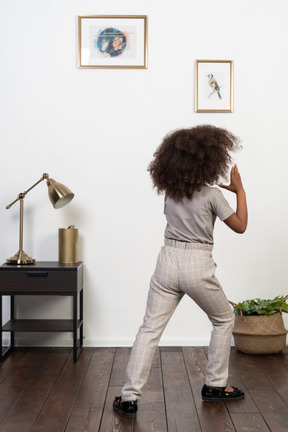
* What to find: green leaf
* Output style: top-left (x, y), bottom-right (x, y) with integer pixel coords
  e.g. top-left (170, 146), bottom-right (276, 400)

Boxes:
top-left (231, 295), bottom-right (288, 315)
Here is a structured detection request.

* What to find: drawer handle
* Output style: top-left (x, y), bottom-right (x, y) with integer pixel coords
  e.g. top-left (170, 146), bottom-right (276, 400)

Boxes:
top-left (27, 271), bottom-right (48, 277)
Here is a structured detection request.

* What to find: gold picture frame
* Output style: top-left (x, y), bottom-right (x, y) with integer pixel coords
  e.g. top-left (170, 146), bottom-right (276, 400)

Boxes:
top-left (195, 60), bottom-right (234, 112)
top-left (78, 15), bottom-right (148, 69)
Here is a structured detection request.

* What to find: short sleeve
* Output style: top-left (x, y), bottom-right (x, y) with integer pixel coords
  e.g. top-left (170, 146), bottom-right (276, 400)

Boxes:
top-left (211, 188), bottom-right (234, 221)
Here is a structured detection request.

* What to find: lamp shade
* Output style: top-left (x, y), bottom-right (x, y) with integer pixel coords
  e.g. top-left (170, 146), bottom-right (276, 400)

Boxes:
top-left (47, 178), bottom-right (74, 209)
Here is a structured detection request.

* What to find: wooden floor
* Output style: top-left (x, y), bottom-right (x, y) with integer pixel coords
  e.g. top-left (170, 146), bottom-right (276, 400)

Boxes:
top-left (1, 346), bottom-right (288, 432)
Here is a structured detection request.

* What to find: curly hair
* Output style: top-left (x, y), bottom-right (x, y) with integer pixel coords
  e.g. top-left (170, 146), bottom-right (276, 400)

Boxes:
top-left (148, 125), bottom-right (241, 200)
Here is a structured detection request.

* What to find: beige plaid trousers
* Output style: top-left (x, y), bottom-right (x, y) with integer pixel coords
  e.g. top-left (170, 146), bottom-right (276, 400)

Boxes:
top-left (121, 239), bottom-right (234, 401)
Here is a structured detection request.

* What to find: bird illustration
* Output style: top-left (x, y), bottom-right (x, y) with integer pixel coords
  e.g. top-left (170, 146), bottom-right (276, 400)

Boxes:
top-left (207, 74), bottom-right (222, 99)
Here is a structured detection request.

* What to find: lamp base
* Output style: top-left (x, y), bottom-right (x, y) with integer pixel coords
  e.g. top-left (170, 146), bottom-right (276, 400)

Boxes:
top-left (6, 250), bottom-right (35, 265)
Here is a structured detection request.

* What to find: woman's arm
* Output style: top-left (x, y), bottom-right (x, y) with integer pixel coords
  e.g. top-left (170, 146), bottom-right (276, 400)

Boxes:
top-left (219, 164), bottom-right (248, 234)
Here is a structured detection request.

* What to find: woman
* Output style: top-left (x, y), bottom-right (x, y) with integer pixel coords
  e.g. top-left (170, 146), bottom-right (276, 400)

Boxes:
top-left (113, 125), bottom-right (248, 418)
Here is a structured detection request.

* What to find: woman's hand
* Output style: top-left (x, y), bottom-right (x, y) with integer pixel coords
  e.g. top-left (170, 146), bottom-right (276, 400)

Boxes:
top-left (219, 164), bottom-right (244, 194)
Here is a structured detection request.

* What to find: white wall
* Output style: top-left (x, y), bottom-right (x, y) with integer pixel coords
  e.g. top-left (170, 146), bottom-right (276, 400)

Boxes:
top-left (1, 0), bottom-right (288, 347)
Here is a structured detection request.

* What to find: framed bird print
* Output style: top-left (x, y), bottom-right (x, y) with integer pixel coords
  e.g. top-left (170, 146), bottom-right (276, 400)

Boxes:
top-left (195, 60), bottom-right (234, 112)
top-left (78, 15), bottom-right (148, 69)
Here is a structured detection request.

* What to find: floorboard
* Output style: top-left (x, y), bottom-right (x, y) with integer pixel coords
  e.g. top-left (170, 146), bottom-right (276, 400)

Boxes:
top-left (162, 348), bottom-right (201, 432)
top-left (0, 346), bottom-right (288, 431)
top-left (0, 350), bottom-right (69, 432)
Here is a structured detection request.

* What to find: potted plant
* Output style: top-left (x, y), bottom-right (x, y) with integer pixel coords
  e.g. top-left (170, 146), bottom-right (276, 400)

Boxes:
top-left (229, 295), bottom-right (288, 354)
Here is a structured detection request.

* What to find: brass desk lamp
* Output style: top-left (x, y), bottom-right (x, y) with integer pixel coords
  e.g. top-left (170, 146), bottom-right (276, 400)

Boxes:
top-left (6, 173), bottom-right (74, 265)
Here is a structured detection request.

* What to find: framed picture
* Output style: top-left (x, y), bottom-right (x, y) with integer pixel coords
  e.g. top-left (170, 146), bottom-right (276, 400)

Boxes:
top-left (78, 15), bottom-right (148, 69)
top-left (195, 60), bottom-right (234, 112)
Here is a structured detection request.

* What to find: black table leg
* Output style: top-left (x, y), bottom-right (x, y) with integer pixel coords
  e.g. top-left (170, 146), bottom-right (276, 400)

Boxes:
top-left (0, 295), bottom-right (2, 361)
top-left (73, 293), bottom-right (77, 362)
top-left (80, 289), bottom-right (83, 351)
top-left (10, 295), bottom-right (14, 347)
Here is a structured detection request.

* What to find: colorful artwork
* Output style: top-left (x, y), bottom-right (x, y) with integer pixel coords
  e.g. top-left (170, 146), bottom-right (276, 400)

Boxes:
top-left (95, 28), bottom-right (127, 58)
top-left (78, 16), bottom-right (147, 69)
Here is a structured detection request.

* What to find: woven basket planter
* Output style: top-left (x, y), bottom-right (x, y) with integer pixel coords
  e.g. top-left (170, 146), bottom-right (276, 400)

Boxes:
top-left (229, 300), bottom-right (288, 354)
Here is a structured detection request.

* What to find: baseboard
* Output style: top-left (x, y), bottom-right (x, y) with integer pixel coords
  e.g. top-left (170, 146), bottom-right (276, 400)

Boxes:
top-left (12, 335), bottom-right (235, 347)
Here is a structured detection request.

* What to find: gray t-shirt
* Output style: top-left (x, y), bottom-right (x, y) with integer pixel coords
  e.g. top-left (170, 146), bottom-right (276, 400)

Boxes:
top-left (164, 186), bottom-right (234, 245)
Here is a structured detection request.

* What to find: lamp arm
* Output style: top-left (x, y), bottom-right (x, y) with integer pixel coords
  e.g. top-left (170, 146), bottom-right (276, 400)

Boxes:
top-left (6, 173), bottom-right (50, 210)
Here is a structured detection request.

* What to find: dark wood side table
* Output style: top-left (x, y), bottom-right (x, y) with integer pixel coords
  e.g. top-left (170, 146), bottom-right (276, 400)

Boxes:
top-left (0, 261), bottom-right (83, 362)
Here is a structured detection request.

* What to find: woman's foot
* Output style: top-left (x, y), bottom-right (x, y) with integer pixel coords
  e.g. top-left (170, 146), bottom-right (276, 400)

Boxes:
top-left (113, 396), bottom-right (138, 418)
top-left (201, 384), bottom-right (245, 402)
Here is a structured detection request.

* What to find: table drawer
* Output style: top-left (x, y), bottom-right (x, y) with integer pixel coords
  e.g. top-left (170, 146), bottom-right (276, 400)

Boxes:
top-left (0, 270), bottom-right (80, 293)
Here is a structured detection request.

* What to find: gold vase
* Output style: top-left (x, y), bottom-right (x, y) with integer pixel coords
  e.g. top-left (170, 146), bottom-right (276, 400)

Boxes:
top-left (58, 226), bottom-right (78, 263)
